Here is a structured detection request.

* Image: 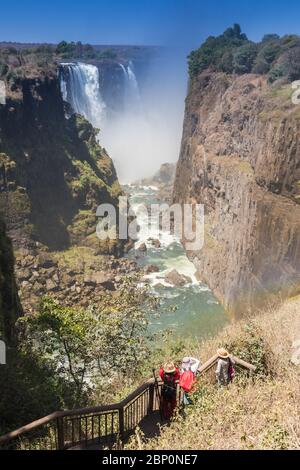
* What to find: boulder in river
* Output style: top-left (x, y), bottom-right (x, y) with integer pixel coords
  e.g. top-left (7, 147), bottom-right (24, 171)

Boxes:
top-left (137, 243), bottom-right (147, 252)
top-left (144, 264), bottom-right (159, 274)
top-left (164, 269), bottom-right (192, 287)
top-left (148, 238), bottom-right (161, 248)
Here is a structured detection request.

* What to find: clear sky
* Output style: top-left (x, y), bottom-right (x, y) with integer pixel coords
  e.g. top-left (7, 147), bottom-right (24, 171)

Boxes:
top-left (1, 0), bottom-right (300, 48)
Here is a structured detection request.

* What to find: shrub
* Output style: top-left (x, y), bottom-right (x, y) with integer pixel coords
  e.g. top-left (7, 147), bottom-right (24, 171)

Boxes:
top-left (283, 46), bottom-right (300, 81)
top-left (268, 64), bottom-right (285, 83)
top-left (253, 41), bottom-right (281, 74)
top-left (233, 43), bottom-right (258, 74)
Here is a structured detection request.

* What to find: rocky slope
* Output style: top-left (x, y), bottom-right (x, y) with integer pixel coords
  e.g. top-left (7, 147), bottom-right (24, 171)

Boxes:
top-left (173, 71), bottom-right (300, 317)
top-left (15, 246), bottom-right (139, 314)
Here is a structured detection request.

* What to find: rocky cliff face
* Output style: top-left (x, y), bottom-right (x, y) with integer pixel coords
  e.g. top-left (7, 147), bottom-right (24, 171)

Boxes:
top-left (0, 218), bottom-right (21, 344)
top-left (0, 70), bottom-right (122, 253)
top-left (173, 71), bottom-right (300, 317)
top-left (138, 162), bottom-right (176, 202)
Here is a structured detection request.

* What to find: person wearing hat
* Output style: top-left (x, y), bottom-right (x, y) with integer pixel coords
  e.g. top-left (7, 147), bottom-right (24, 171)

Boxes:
top-left (159, 361), bottom-right (180, 419)
top-left (216, 348), bottom-right (235, 386)
top-left (179, 356), bottom-right (201, 409)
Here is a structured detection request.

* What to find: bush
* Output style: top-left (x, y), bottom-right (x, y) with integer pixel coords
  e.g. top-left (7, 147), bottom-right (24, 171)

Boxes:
top-left (268, 64), bottom-right (285, 83)
top-left (283, 46), bottom-right (300, 81)
top-left (233, 43), bottom-right (258, 74)
top-left (19, 279), bottom-right (158, 405)
top-left (253, 41), bottom-right (281, 74)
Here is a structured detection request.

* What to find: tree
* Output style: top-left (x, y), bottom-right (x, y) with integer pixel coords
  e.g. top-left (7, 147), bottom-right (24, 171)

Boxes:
top-left (253, 41), bottom-right (281, 74)
top-left (19, 278), bottom-right (157, 404)
top-left (56, 41), bottom-right (76, 56)
top-left (233, 43), bottom-right (258, 74)
top-left (284, 46), bottom-right (300, 81)
top-left (268, 63), bottom-right (285, 83)
top-left (20, 297), bottom-right (97, 403)
top-left (262, 34), bottom-right (280, 43)
top-left (223, 24), bottom-right (247, 41)
top-left (188, 24), bottom-right (249, 78)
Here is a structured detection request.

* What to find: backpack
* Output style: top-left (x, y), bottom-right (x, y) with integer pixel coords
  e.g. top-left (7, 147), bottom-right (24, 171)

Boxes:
top-left (228, 359), bottom-right (235, 382)
top-left (179, 370), bottom-right (194, 392)
top-left (161, 374), bottom-right (177, 400)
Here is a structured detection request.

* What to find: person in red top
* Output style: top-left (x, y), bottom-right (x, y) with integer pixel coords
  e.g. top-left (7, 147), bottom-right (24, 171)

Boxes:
top-left (159, 361), bottom-right (180, 420)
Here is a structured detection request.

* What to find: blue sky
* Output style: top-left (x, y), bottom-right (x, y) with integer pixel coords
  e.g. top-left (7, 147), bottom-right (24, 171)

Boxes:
top-left (1, 0), bottom-right (300, 48)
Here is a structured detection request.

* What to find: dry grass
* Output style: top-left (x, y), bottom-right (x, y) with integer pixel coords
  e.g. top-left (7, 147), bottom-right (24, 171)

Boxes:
top-left (128, 296), bottom-right (300, 450)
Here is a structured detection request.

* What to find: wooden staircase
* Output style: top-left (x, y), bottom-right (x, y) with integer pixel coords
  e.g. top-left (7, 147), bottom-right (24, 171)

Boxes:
top-left (0, 354), bottom-right (255, 450)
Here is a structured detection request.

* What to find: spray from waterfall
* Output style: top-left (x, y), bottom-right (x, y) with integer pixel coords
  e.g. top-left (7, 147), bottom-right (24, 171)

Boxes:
top-left (59, 51), bottom-right (186, 183)
top-left (60, 62), bottom-right (106, 128)
top-left (119, 61), bottom-right (141, 112)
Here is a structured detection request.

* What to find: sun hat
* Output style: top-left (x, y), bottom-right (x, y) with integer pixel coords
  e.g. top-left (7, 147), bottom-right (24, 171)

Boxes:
top-left (163, 361), bottom-right (176, 374)
top-left (217, 348), bottom-right (230, 359)
top-left (181, 356), bottom-right (200, 373)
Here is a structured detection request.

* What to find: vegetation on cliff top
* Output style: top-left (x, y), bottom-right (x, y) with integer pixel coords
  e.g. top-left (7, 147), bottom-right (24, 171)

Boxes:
top-left (188, 24), bottom-right (300, 82)
top-left (0, 41), bottom-right (155, 83)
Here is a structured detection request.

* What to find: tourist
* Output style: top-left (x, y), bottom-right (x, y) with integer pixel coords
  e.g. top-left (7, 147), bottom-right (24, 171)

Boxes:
top-left (216, 348), bottom-right (235, 385)
top-left (179, 356), bottom-right (200, 407)
top-left (159, 361), bottom-right (180, 420)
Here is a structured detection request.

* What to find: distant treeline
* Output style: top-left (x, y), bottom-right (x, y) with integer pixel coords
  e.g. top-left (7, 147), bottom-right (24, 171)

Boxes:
top-left (0, 41), bottom-right (118, 60)
top-left (188, 24), bottom-right (300, 82)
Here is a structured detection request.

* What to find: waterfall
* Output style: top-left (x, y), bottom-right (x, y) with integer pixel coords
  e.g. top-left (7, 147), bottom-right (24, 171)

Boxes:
top-left (59, 62), bottom-right (106, 128)
top-left (119, 61), bottom-right (141, 112)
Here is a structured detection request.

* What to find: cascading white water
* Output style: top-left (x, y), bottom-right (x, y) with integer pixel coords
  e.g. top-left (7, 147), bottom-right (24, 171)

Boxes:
top-left (119, 61), bottom-right (141, 112)
top-left (60, 62), bottom-right (106, 128)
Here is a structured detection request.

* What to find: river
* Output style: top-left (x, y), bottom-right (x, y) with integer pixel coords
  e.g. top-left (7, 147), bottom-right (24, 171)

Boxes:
top-left (125, 185), bottom-right (228, 340)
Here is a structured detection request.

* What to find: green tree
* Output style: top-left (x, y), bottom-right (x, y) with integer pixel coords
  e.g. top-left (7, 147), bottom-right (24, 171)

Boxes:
top-left (284, 46), bottom-right (300, 81)
top-left (188, 24), bottom-right (249, 78)
top-left (233, 43), bottom-right (258, 74)
top-left (19, 278), bottom-right (157, 404)
top-left (268, 63), bottom-right (285, 83)
top-left (253, 40), bottom-right (281, 74)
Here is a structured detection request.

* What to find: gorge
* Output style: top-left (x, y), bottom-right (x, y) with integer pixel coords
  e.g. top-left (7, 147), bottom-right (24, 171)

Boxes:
top-left (1, 34), bottom-right (300, 335)
top-left (0, 25), bottom-right (299, 450)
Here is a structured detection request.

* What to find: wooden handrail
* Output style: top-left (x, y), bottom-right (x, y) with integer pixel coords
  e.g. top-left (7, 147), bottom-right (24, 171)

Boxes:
top-left (0, 354), bottom-right (256, 447)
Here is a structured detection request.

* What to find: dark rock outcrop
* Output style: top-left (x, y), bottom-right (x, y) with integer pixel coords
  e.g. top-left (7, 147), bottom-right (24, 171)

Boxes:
top-left (165, 269), bottom-right (192, 287)
top-left (173, 71), bottom-right (300, 317)
top-left (0, 218), bottom-right (21, 344)
top-left (0, 71), bottom-right (122, 253)
top-left (137, 162), bottom-right (176, 202)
